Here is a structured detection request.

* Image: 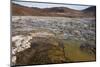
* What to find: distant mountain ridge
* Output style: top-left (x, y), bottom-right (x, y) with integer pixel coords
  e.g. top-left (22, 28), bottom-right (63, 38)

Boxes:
top-left (83, 6), bottom-right (96, 17)
top-left (12, 3), bottom-right (96, 17)
top-left (83, 6), bottom-right (96, 12)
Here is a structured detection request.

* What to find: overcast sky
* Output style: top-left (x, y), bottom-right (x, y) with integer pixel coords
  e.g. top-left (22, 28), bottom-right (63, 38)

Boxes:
top-left (12, 1), bottom-right (92, 10)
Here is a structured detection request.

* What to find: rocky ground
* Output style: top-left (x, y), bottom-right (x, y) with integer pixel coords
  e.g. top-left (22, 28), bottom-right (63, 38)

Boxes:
top-left (12, 16), bottom-right (96, 66)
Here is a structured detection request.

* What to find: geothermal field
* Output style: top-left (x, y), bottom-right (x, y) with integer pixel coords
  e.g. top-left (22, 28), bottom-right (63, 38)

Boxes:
top-left (12, 16), bottom-right (96, 65)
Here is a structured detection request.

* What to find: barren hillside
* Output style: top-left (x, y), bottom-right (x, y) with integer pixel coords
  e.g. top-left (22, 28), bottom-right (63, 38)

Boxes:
top-left (12, 3), bottom-right (95, 17)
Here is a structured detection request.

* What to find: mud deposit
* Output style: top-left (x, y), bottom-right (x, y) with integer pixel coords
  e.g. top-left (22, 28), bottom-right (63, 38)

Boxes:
top-left (12, 16), bottom-right (96, 65)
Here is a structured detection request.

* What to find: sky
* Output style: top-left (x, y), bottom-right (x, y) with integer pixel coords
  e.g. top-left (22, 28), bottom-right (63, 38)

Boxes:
top-left (12, 1), bottom-right (92, 10)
